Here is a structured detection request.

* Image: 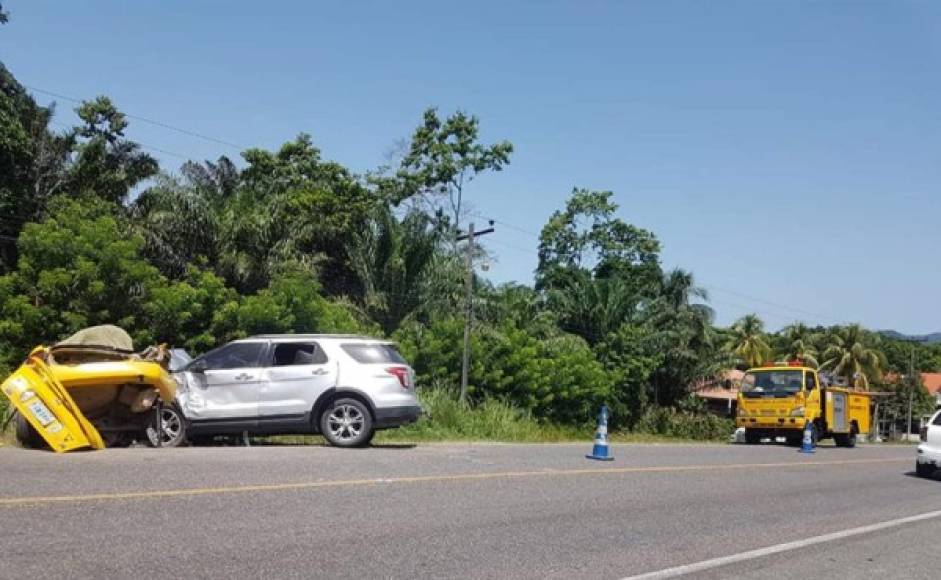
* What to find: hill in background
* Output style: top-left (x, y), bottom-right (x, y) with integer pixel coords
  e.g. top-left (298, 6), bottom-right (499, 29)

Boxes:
top-left (880, 330), bottom-right (941, 344)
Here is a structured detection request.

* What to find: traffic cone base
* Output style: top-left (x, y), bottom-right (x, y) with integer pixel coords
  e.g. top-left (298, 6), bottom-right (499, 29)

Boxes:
top-left (799, 422), bottom-right (815, 454)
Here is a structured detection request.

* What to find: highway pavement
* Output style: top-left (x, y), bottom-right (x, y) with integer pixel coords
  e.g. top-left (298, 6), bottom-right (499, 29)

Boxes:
top-left (0, 442), bottom-right (938, 579)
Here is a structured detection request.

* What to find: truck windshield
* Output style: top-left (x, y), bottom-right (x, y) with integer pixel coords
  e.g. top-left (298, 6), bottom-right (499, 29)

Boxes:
top-left (741, 370), bottom-right (804, 397)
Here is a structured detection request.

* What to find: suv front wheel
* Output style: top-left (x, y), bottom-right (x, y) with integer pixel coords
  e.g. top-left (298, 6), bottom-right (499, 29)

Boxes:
top-left (320, 398), bottom-right (374, 448)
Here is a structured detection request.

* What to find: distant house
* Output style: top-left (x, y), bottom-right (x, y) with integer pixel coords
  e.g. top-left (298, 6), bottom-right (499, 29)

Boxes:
top-left (923, 373), bottom-right (941, 407)
top-left (692, 370), bottom-right (743, 416)
top-left (882, 372), bottom-right (941, 408)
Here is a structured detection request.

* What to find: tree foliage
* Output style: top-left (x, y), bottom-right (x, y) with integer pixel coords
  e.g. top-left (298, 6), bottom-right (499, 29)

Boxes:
top-left (376, 108), bottom-right (513, 230)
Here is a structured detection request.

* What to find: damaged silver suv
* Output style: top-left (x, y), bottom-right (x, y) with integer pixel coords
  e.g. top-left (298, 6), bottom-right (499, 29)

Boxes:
top-left (170, 335), bottom-right (422, 447)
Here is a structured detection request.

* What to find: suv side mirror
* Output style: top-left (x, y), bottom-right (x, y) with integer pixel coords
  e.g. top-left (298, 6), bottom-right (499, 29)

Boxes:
top-left (188, 360), bottom-right (207, 374)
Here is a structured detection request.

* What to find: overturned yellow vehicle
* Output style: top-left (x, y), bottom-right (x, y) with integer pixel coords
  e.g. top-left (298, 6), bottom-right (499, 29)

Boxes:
top-left (1, 326), bottom-right (179, 452)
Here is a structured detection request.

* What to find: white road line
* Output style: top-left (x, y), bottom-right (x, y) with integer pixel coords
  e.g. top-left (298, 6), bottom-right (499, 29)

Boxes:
top-left (621, 508), bottom-right (941, 580)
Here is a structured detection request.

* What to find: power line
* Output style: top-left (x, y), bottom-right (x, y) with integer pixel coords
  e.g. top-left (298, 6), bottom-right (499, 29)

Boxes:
top-left (50, 120), bottom-right (192, 161)
top-left (465, 212), bottom-right (849, 327)
top-left (27, 84), bottom-right (247, 151)
top-left (700, 283), bottom-right (838, 324)
top-left (470, 212), bottom-right (542, 239)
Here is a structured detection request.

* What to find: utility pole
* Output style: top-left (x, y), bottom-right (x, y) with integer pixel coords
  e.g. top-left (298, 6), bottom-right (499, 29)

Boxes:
top-left (456, 221), bottom-right (494, 404)
top-left (908, 346), bottom-right (915, 440)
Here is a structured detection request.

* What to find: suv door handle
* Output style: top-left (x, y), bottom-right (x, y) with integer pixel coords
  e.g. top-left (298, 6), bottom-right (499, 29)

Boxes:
top-left (234, 373), bottom-right (253, 380)
top-left (311, 369), bottom-right (328, 376)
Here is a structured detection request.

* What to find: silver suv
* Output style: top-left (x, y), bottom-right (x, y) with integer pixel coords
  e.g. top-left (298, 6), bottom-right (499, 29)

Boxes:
top-left (167, 335), bottom-right (421, 447)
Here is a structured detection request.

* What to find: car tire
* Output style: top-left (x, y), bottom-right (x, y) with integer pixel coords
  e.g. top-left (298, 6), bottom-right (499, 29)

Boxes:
top-left (916, 461), bottom-right (935, 478)
top-left (320, 398), bottom-right (374, 448)
top-left (145, 404), bottom-right (187, 448)
top-left (13, 412), bottom-right (46, 449)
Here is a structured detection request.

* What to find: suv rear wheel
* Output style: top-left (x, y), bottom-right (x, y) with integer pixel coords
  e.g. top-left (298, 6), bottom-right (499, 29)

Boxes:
top-left (320, 398), bottom-right (374, 448)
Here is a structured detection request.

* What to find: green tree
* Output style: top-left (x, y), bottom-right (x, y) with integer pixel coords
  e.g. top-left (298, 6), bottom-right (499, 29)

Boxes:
top-left (220, 134), bottom-right (381, 295)
top-left (129, 157), bottom-right (237, 278)
top-left (0, 197), bottom-right (165, 367)
top-left (820, 324), bottom-right (887, 389)
top-left (0, 62), bottom-right (74, 272)
top-left (547, 270), bottom-right (641, 344)
top-left (376, 108), bottom-right (513, 231)
top-left (67, 96), bottom-right (158, 204)
top-left (725, 314), bottom-right (772, 369)
top-left (346, 206), bottom-right (456, 334)
top-left (777, 322), bottom-right (820, 367)
top-left (396, 317), bottom-right (611, 424)
top-left (644, 269), bottom-right (724, 406)
top-left (476, 283), bottom-right (558, 339)
top-left (536, 188), bottom-right (661, 293)
top-left (593, 322), bottom-right (663, 426)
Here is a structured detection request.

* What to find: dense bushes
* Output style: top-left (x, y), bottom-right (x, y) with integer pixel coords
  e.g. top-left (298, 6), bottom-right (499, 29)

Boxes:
top-left (395, 318), bottom-right (612, 424)
top-left (0, 198), bottom-right (370, 371)
top-left (633, 407), bottom-right (734, 441)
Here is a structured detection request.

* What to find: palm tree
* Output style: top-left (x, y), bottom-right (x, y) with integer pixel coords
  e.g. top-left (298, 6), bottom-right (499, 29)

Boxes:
top-left (820, 324), bottom-right (887, 389)
top-left (547, 271), bottom-right (641, 344)
top-left (129, 157), bottom-right (237, 279)
top-left (643, 269), bottom-right (727, 406)
top-left (725, 314), bottom-right (772, 369)
top-left (477, 283), bottom-right (558, 338)
top-left (346, 207), bottom-right (454, 334)
top-left (779, 322), bottom-right (820, 368)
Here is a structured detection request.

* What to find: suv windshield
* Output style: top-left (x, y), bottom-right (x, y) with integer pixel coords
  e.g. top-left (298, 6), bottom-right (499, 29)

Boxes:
top-left (741, 370), bottom-right (804, 397)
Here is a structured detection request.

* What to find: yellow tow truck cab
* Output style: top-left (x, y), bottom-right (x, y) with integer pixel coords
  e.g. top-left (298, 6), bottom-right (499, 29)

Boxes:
top-left (736, 362), bottom-right (871, 447)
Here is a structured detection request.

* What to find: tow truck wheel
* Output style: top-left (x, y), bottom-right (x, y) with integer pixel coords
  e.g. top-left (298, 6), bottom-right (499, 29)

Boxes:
top-left (835, 430), bottom-right (857, 448)
top-left (145, 405), bottom-right (187, 448)
top-left (744, 429), bottom-right (761, 445)
top-left (13, 412), bottom-right (46, 449)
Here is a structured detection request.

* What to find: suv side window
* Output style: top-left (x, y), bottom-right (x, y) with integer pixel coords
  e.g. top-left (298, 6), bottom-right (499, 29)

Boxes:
top-left (200, 343), bottom-right (265, 370)
top-left (271, 342), bottom-right (327, 366)
top-left (805, 372), bottom-right (817, 391)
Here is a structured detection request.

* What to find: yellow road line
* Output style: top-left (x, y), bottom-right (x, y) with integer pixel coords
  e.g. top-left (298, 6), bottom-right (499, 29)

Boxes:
top-left (0, 457), bottom-right (907, 508)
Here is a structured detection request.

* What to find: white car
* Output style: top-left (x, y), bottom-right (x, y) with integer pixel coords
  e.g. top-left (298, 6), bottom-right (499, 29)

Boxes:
top-left (916, 409), bottom-right (941, 478)
top-left (167, 335), bottom-right (422, 448)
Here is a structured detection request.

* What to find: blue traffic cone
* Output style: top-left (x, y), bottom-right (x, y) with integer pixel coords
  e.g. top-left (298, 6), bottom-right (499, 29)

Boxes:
top-left (799, 422), bottom-right (816, 454)
top-left (586, 405), bottom-right (614, 461)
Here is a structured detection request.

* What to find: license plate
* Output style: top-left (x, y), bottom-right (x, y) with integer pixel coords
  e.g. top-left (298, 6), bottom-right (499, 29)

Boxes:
top-left (27, 400), bottom-right (57, 426)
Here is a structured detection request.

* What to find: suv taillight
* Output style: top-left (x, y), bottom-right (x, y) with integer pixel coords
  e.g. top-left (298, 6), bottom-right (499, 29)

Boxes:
top-left (386, 366), bottom-right (409, 389)
top-left (920, 426), bottom-right (928, 442)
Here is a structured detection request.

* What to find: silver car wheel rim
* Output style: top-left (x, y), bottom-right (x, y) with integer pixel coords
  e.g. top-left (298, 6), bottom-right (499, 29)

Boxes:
top-left (327, 405), bottom-right (364, 442)
top-left (150, 408), bottom-right (182, 445)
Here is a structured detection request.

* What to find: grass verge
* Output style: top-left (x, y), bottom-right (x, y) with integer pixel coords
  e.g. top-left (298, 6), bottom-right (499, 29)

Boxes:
top-left (258, 389), bottom-right (731, 446)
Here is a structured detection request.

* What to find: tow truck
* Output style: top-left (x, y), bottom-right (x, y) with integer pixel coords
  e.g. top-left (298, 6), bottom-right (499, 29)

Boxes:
top-left (736, 361), bottom-right (872, 447)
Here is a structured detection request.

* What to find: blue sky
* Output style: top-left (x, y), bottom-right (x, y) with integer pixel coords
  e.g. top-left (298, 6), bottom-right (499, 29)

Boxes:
top-left (2, 1), bottom-right (939, 332)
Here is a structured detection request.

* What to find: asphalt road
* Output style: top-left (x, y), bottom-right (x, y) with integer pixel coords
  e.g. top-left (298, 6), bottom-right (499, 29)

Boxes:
top-left (0, 442), bottom-right (938, 579)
